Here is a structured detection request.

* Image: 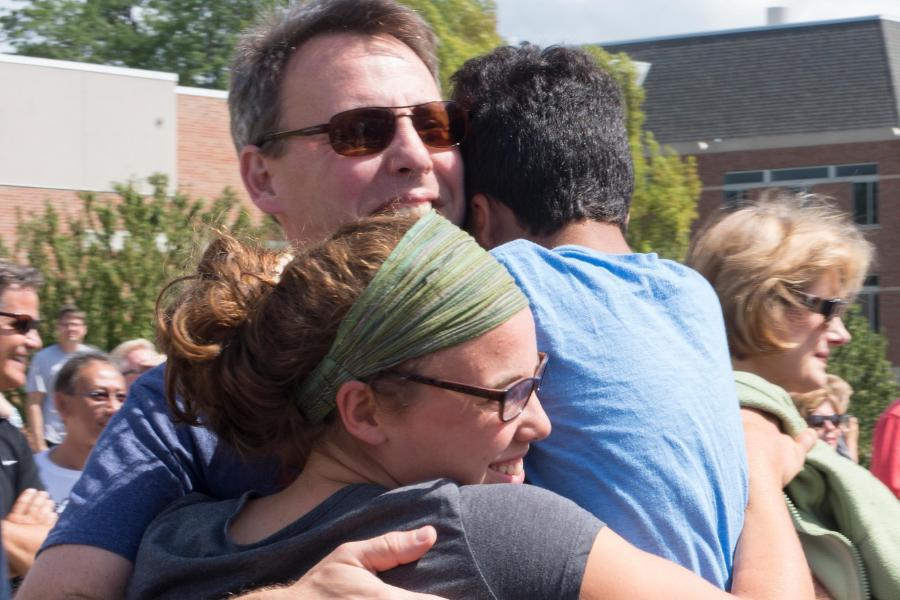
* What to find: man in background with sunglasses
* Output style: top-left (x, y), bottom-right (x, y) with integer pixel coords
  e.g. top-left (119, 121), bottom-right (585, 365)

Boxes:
top-left (0, 261), bottom-right (58, 588)
top-left (22, 0), bottom-right (463, 598)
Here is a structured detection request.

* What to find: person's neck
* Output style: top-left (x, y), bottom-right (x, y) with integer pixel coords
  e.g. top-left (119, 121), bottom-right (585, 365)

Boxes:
top-left (732, 356), bottom-right (788, 390)
top-left (229, 437), bottom-right (397, 545)
top-left (48, 439), bottom-right (91, 471)
top-left (528, 220), bottom-right (632, 254)
top-left (58, 340), bottom-right (80, 353)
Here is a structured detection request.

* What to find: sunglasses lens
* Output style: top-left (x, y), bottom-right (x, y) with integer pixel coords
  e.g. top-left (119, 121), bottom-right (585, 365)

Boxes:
top-left (329, 108), bottom-right (395, 157)
top-left (411, 101), bottom-right (467, 148)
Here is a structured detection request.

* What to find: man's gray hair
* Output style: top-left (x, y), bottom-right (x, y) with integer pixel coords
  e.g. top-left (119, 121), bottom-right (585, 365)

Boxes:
top-left (0, 260), bottom-right (42, 299)
top-left (110, 338), bottom-right (160, 370)
top-left (228, 0), bottom-right (438, 155)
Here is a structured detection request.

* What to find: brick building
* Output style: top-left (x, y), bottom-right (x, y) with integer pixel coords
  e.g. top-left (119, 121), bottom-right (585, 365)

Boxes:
top-left (0, 53), bottom-right (253, 248)
top-left (605, 16), bottom-right (900, 372)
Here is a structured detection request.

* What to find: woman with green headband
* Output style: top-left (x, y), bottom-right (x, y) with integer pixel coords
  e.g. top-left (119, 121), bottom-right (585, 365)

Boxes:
top-left (129, 211), bottom-right (814, 599)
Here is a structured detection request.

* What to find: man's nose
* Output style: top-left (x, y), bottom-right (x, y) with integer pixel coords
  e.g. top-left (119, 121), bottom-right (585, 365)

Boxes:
top-left (384, 115), bottom-right (433, 175)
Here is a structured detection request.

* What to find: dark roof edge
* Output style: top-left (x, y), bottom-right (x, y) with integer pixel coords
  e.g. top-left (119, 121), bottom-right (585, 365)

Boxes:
top-left (880, 20), bottom-right (900, 125)
top-left (598, 14), bottom-right (899, 47)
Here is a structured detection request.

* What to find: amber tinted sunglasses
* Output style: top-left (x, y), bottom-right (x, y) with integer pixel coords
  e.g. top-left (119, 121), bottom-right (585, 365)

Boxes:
top-left (0, 311), bottom-right (41, 335)
top-left (384, 352), bottom-right (549, 422)
top-left (256, 101), bottom-right (468, 157)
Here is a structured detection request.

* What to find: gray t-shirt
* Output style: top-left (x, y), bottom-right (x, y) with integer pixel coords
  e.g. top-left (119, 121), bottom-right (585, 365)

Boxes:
top-left (25, 344), bottom-right (92, 443)
top-left (127, 478), bottom-right (603, 599)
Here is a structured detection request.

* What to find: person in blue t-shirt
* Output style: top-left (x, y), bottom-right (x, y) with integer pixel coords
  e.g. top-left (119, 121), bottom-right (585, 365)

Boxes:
top-left (451, 44), bottom-right (750, 588)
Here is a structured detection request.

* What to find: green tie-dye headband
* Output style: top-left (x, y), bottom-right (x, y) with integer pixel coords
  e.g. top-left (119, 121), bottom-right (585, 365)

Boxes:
top-left (295, 210), bottom-right (528, 424)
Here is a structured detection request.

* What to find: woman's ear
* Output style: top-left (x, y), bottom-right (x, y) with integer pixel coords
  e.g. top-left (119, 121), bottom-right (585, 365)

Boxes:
top-left (334, 380), bottom-right (388, 445)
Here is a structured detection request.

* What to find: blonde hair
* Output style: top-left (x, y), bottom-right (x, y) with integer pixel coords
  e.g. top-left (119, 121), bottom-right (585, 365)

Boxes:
top-left (687, 193), bottom-right (873, 359)
top-left (791, 374), bottom-right (853, 417)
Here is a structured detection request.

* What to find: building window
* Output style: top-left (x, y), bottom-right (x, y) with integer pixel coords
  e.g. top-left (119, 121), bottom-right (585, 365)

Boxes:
top-left (770, 166), bottom-right (829, 182)
top-left (724, 171), bottom-right (764, 185)
top-left (723, 189), bottom-right (748, 208)
top-left (857, 275), bottom-right (880, 331)
top-left (836, 163), bottom-right (877, 177)
top-left (853, 182), bottom-right (878, 226)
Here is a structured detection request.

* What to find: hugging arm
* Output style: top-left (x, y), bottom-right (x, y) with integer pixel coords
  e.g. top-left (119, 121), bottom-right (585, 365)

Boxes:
top-left (579, 408), bottom-right (817, 599)
top-left (234, 526), bottom-right (444, 600)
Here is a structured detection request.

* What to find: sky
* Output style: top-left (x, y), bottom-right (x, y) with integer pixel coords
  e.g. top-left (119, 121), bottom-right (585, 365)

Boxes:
top-left (495, 0), bottom-right (900, 46)
top-left (2, 1), bottom-right (900, 50)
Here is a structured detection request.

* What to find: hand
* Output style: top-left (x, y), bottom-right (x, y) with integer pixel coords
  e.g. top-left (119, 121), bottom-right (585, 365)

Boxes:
top-left (741, 408), bottom-right (817, 487)
top-left (238, 526), bottom-right (445, 599)
top-left (5, 489), bottom-right (57, 527)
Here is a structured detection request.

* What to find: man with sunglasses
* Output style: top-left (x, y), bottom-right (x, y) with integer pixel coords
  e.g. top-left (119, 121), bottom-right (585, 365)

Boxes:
top-left (0, 261), bottom-right (57, 587)
top-left (33, 352), bottom-right (126, 511)
top-left (22, 1), bottom-right (463, 597)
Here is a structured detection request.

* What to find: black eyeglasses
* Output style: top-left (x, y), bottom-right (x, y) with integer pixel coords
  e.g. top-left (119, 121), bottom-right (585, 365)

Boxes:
top-left (256, 101), bottom-right (468, 157)
top-left (791, 290), bottom-right (849, 322)
top-left (83, 389), bottom-right (127, 404)
top-left (0, 311), bottom-right (41, 335)
top-left (384, 352), bottom-right (549, 422)
top-left (806, 414), bottom-right (851, 428)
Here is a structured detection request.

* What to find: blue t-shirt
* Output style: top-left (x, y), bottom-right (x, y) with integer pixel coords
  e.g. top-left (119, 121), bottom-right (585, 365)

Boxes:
top-left (492, 240), bottom-right (748, 589)
top-left (43, 365), bottom-right (284, 561)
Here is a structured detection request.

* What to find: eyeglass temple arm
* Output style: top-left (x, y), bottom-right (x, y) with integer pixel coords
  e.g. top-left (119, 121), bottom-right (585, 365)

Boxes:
top-left (258, 124), bottom-right (330, 146)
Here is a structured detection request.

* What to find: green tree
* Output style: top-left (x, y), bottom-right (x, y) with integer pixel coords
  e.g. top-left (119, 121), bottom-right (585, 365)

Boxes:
top-left (828, 307), bottom-right (900, 465)
top-left (0, 0), bottom-right (285, 89)
top-left (583, 46), bottom-right (700, 261)
top-left (4, 175), bottom-right (267, 352)
top-left (1, 0), bottom-right (500, 91)
top-left (399, 0), bottom-right (502, 91)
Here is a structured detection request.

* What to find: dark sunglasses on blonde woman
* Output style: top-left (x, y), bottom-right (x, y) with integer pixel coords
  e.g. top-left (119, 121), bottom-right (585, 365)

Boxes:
top-left (257, 101), bottom-right (468, 157)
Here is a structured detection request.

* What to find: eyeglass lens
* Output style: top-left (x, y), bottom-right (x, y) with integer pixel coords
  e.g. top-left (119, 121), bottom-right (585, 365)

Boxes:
top-left (330, 102), bottom-right (466, 157)
top-left (502, 378), bottom-right (537, 421)
top-left (807, 414), bottom-right (848, 427)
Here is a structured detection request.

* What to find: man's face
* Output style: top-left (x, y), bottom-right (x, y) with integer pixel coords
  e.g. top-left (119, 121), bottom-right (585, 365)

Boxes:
top-left (57, 314), bottom-right (86, 345)
top-left (241, 33), bottom-right (465, 243)
top-left (0, 287), bottom-right (42, 390)
top-left (56, 361), bottom-right (126, 447)
top-left (120, 347), bottom-right (162, 387)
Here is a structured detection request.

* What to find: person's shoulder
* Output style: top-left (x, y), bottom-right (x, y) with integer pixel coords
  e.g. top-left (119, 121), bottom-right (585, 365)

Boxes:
top-left (31, 344), bottom-right (61, 363)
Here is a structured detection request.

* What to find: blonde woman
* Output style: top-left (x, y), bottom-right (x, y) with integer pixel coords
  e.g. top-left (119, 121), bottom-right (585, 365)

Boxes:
top-left (791, 375), bottom-right (858, 462)
top-left (689, 195), bottom-right (900, 600)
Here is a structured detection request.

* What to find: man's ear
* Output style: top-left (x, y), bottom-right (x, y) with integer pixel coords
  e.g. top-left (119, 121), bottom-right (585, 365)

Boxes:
top-left (334, 380), bottom-right (388, 446)
top-left (53, 392), bottom-right (69, 419)
top-left (240, 145), bottom-right (286, 216)
top-left (469, 193), bottom-right (495, 249)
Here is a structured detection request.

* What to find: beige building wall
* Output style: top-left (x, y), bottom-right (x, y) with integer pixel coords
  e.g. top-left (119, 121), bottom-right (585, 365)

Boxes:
top-left (0, 54), bottom-right (177, 195)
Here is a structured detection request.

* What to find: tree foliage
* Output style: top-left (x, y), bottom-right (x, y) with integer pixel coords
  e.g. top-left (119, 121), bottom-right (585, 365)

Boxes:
top-left (3, 175), bottom-right (269, 352)
top-left (583, 46), bottom-right (700, 261)
top-left (399, 0), bottom-right (502, 91)
top-left (828, 308), bottom-right (900, 465)
top-left (0, 0), bottom-right (285, 88)
top-left (1, 0), bottom-right (500, 91)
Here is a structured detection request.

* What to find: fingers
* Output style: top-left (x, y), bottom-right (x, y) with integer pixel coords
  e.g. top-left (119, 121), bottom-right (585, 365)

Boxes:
top-left (7, 489), bottom-right (57, 525)
top-left (795, 428), bottom-right (818, 452)
top-left (333, 526), bottom-right (438, 573)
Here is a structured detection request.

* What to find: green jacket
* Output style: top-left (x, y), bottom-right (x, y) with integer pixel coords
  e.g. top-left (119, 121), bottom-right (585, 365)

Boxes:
top-left (735, 371), bottom-right (900, 600)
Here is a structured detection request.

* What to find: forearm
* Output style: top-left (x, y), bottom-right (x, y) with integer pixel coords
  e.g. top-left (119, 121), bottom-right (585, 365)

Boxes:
top-left (731, 409), bottom-right (814, 600)
top-left (24, 394), bottom-right (46, 451)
